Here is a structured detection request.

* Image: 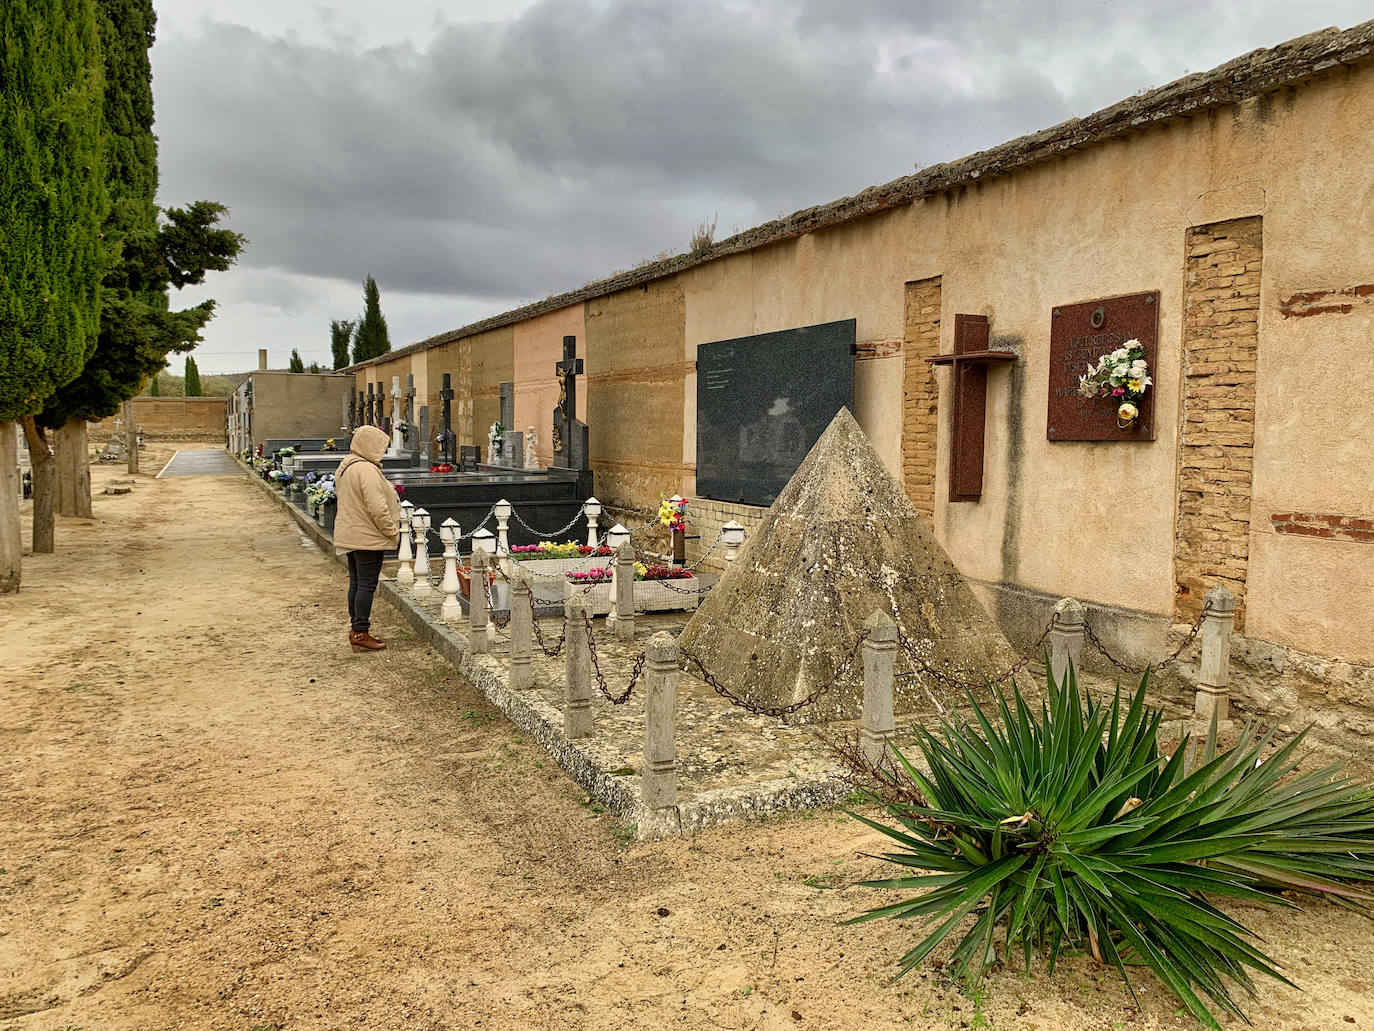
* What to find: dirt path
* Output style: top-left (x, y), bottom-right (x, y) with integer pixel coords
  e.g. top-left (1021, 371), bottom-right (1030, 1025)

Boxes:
top-left (1, 446), bottom-right (1371, 1031)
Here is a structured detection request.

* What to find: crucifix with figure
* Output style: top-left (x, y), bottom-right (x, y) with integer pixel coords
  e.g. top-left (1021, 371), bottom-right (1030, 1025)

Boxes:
top-left (552, 335), bottom-right (588, 469)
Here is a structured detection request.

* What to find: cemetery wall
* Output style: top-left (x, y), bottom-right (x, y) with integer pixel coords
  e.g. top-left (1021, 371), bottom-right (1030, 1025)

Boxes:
top-left (470, 326), bottom-right (515, 451)
top-left (585, 280), bottom-right (691, 507)
top-left (246, 373), bottom-right (354, 447)
top-left (342, 24), bottom-right (1374, 696)
top-left (512, 304), bottom-right (585, 467)
top-left (88, 397), bottom-right (227, 440)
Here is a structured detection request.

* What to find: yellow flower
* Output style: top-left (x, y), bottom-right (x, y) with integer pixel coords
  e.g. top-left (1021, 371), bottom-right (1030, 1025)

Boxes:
top-left (633, 561), bottom-right (647, 579)
top-left (1118, 402), bottom-right (1139, 422)
top-left (1127, 378), bottom-right (1144, 393)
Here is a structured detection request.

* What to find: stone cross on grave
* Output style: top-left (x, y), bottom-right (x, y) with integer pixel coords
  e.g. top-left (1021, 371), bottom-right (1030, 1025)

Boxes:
top-left (404, 374), bottom-right (416, 425)
top-left (925, 314), bottom-right (1017, 502)
top-left (552, 335), bottom-right (588, 470)
top-left (355, 389), bottom-right (364, 430)
top-left (390, 376), bottom-right (404, 451)
top-left (365, 383), bottom-right (376, 426)
top-left (438, 372), bottom-right (456, 466)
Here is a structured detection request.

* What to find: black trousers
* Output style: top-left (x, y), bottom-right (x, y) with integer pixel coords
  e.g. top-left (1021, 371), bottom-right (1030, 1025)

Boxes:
top-left (347, 549), bottom-right (386, 634)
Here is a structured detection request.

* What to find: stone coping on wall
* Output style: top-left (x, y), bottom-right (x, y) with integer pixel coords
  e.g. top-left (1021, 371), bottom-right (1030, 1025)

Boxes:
top-left (345, 20), bottom-right (1374, 374)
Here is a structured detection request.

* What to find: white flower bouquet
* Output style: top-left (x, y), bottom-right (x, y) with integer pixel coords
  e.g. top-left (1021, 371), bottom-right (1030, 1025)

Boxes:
top-left (1077, 339), bottom-right (1153, 427)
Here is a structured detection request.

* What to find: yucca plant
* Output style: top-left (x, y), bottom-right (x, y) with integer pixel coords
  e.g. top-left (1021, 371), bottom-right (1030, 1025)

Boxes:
top-left (848, 670), bottom-right (1374, 1029)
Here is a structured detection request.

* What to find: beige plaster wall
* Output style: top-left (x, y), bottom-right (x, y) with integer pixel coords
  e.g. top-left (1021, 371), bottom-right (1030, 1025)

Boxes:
top-left (470, 327), bottom-right (514, 457)
top-left (585, 281), bottom-right (690, 508)
top-left (512, 304), bottom-right (586, 466)
top-left (250, 373), bottom-right (354, 445)
top-left (1242, 73), bottom-right (1374, 662)
top-left (674, 67), bottom-right (1374, 668)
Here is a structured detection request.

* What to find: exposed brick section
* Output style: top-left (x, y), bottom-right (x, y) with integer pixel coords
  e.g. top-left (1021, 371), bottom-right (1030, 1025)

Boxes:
top-left (1272, 512), bottom-right (1374, 543)
top-left (1174, 217), bottom-right (1262, 629)
top-left (1277, 283), bottom-right (1374, 318)
top-left (900, 278), bottom-right (942, 519)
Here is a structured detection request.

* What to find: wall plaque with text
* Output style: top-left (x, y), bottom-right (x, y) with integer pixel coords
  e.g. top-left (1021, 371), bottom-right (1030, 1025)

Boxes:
top-left (1047, 291), bottom-right (1159, 442)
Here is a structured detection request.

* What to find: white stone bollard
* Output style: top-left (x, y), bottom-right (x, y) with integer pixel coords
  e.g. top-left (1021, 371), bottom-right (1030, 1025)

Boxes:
top-left (564, 585), bottom-right (593, 739)
top-left (1196, 585), bottom-right (1236, 722)
top-left (584, 496), bottom-right (602, 548)
top-left (608, 541), bottom-right (636, 643)
top-left (722, 520), bottom-right (745, 565)
top-left (468, 548), bottom-right (490, 653)
top-left (439, 518), bottom-right (462, 624)
top-left (1047, 597), bottom-right (1085, 688)
top-left (411, 508), bottom-right (433, 596)
top-left (396, 501), bottom-right (415, 587)
top-left (860, 611), bottom-right (898, 768)
top-left (494, 499), bottom-right (512, 558)
top-left (641, 631), bottom-right (679, 808)
top-left (509, 571), bottom-right (533, 690)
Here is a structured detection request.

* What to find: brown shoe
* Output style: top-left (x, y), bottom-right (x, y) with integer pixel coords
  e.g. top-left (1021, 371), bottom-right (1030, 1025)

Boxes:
top-left (349, 631), bottom-right (386, 653)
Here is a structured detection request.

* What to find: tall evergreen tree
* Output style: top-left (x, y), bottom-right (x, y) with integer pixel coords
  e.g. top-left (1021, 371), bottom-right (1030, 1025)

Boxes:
top-left (289, 348), bottom-right (304, 373)
top-left (330, 318), bottom-right (356, 370)
top-left (149, 372), bottom-right (160, 396)
top-left (351, 276), bottom-right (391, 364)
top-left (38, 0), bottom-right (243, 520)
top-left (1, 0), bottom-right (108, 576)
top-left (184, 355), bottom-right (202, 396)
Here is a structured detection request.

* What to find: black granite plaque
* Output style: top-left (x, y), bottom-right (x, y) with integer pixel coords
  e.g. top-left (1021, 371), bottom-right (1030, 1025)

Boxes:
top-left (696, 319), bottom-right (855, 507)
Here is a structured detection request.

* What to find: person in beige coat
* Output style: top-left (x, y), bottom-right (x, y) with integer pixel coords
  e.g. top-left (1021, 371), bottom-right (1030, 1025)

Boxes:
top-left (333, 425), bottom-right (402, 651)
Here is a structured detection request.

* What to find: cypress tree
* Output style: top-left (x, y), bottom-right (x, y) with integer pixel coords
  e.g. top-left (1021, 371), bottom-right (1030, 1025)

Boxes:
top-left (289, 348), bottom-right (304, 373)
top-left (330, 318), bottom-right (355, 370)
top-left (351, 276), bottom-right (391, 364)
top-left (37, 0), bottom-right (244, 520)
top-left (149, 373), bottom-right (160, 396)
top-left (184, 355), bottom-right (202, 396)
top-left (1, 0), bottom-right (108, 572)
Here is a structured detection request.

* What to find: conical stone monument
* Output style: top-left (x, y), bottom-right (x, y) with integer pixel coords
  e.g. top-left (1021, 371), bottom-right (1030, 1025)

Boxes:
top-left (678, 407), bottom-right (1018, 720)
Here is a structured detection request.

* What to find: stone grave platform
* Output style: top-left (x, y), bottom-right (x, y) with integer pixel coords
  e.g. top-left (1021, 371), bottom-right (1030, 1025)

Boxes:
top-left (239, 453), bottom-right (1201, 839)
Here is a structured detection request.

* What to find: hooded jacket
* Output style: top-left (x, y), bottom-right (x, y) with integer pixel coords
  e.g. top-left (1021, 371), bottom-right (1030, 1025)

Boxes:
top-left (332, 426), bottom-right (402, 552)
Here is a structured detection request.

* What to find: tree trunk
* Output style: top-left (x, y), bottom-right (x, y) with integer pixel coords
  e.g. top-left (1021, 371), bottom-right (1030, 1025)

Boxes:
top-left (123, 400), bottom-right (139, 475)
top-left (21, 416), bottom-right (55, 555)
top-left (54, 419), bottom-right (93, 518)
top-left (0, 421), bottom-right (20, 593)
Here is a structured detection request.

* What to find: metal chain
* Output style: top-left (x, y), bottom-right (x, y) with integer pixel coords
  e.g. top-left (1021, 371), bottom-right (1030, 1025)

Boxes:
top-left (480, 574), bottom-right (511, 629)
top-left (678, 628), bottom-right (871, 719)
top-left (582, 613), bottom-right (645, 705)
top-left (529, 590), bottom-right (566, 657)
top-left (511, 506), bottom-right (586, 539)
top-left (1082, 601), bottom-right (1211, 677)
top-left (893, 619), bottom-right (1049, 694)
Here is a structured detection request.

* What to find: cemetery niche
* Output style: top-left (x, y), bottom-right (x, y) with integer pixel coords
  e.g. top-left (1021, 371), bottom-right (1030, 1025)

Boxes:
top-left (695, 318), bottom-right (855, 507)
top-left (679, 406), bottom-right (1016, 720)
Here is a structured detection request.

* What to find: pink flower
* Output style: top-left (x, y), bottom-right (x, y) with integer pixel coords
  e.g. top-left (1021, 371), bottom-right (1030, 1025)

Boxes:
top-left (1111, 387), bottom-right (1126, 397)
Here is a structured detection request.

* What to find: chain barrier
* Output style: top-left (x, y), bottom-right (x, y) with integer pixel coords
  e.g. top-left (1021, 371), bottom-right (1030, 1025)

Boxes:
top-left (582, 613), bottom-right (645, 705)
top-left (511, 506), bottom-right (587, 540)
top-left (1082, 601), bottom-right (1211, 677)
top-left (678, 629), bottom-right (871, 719)
top-left (480, 575), bottom-right (511, 629)
top-left (893, 619), bottom-right (1053, 695)
top-left (529, 590), bottom-right (567, 657)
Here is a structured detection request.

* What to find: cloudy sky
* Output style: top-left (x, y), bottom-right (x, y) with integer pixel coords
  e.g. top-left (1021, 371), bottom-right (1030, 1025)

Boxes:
top-left (151, 0), bottom-right (1371, 374)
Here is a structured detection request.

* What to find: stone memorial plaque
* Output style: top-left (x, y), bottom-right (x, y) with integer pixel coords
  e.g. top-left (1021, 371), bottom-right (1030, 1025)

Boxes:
top-left (696, 319), bottom-right (855, 507)
top-left (1047, 291), bottom-right (1159, 442)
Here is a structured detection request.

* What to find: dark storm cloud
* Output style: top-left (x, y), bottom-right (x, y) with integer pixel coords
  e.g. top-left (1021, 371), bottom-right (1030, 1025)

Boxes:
top-left (152, 0), bottom-right (1077, 301)
top-left (152, 0), bottom-right (1371, 310)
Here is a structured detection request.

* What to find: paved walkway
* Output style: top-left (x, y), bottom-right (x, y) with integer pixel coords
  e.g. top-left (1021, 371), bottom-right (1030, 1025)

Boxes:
top-left (156, 447), bottom-right (240, 477)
